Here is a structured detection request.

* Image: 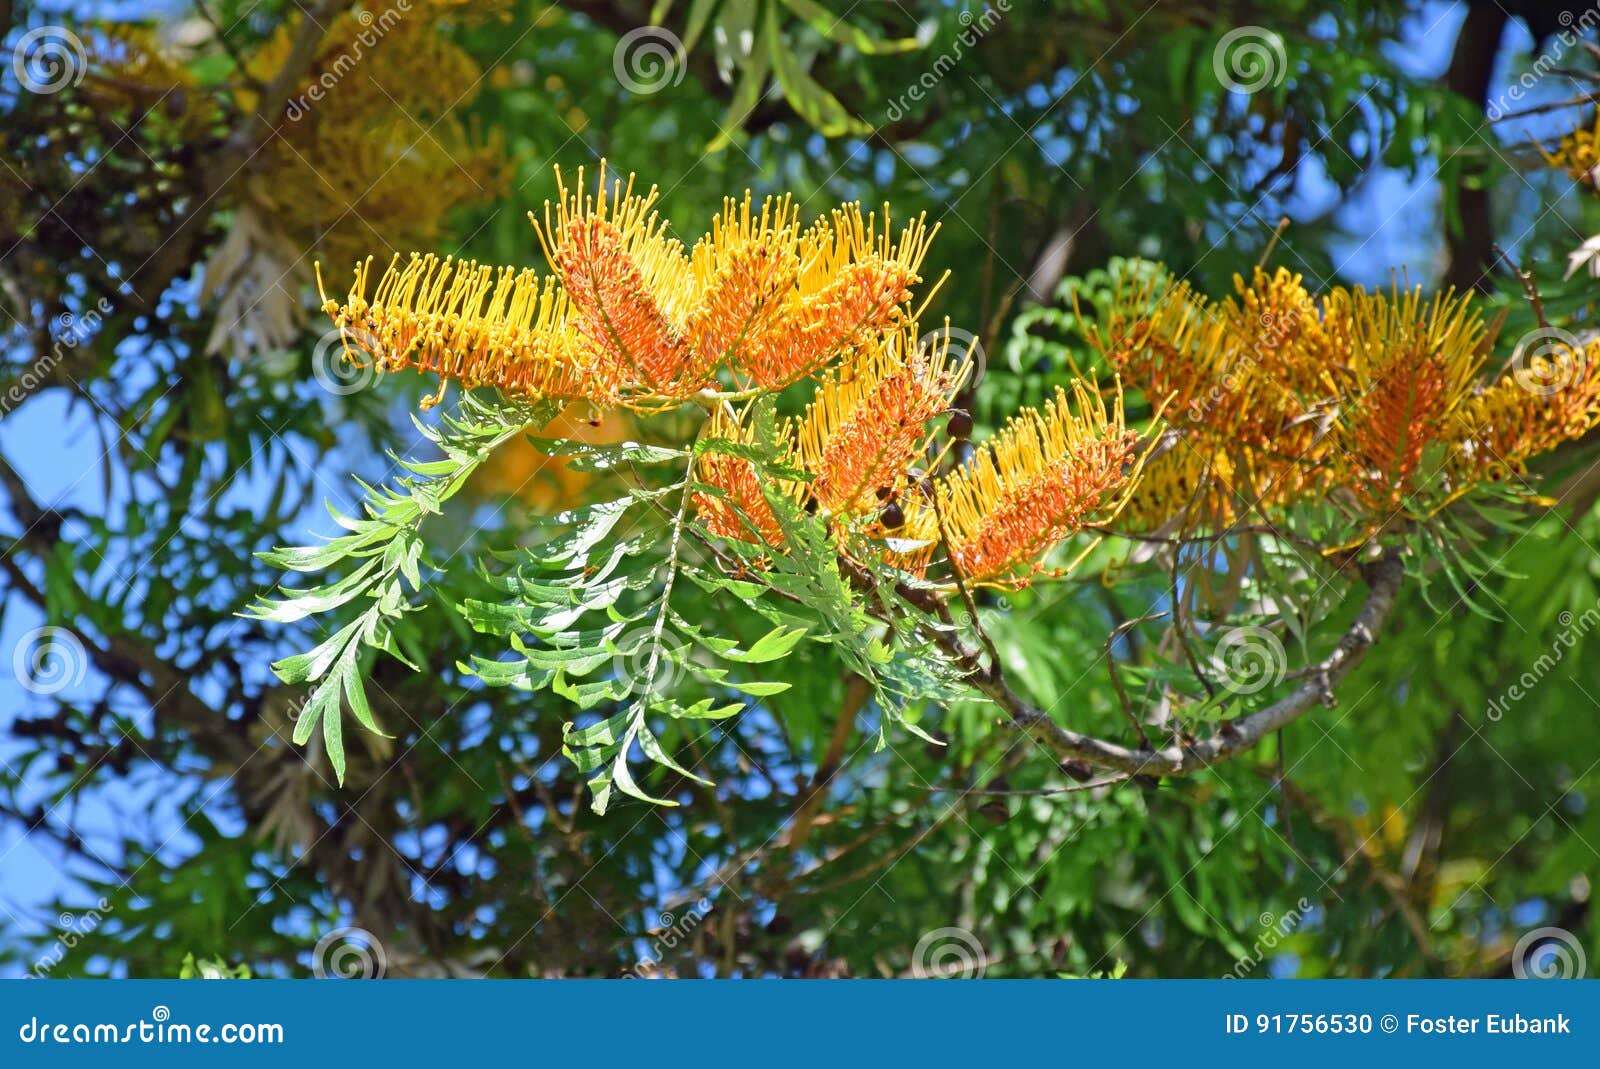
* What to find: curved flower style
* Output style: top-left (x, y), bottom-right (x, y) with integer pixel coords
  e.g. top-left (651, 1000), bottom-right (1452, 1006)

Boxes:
top-left (1097, 267), bottom-right (1600, 536)
top-left (931, 385), bottom-right (1140, 586)
top-left (319, 162), bottom-right (935, 410)
top-left (319, 255), bottom-right (599, 409)
top-left (794, 326), bottom-right (964, 518)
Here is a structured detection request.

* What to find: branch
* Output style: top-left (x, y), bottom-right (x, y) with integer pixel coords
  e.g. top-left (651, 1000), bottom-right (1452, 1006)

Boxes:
top-left (942, 551), bottom-right (1405, 776)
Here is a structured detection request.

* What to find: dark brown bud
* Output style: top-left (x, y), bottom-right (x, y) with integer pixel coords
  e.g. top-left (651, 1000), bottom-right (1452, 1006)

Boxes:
top-left (1060, 760), bottom-right (1095, 783)
top-left (977, 800), bottom-right (1010, 824)
top-left (880, 501), bottom-right (905, 529)
top-left (947, 408), bottom-right (973, 438)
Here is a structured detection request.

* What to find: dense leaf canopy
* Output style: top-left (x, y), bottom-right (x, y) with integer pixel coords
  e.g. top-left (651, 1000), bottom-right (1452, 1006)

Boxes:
top-left (2, 0), bottom-right (1598, 980)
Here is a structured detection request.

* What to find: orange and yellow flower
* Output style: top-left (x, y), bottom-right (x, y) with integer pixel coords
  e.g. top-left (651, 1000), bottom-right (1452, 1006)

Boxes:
top-left (794, 326), bottom-right (964, 518)
top-left (318, 162), bottom-right (935, 411)
top-left (692, 410), bottom-right (801, 550)
top-left (931, 384), bottom-right (1139, 586)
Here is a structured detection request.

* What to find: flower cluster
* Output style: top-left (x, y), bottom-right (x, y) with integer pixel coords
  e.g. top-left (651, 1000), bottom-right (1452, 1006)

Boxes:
top-left (242, 10), bottom-right (507, 265)
top-left (701, 329), bottom-right (1139, 588)
top-left (1094, 267), bottom-right (1600, 536)
top-left (931, 386), bottom-right (1139, 584)
top-left (1542, 112), bottom-right (1600, 188)
top-left (323, 163), bottom-right (933, 410)
top-left (323, 164), bottom-right (1142, 589)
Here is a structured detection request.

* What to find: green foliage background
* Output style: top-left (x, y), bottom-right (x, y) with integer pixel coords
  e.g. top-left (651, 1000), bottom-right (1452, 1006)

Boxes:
top-left (1, 0), bottom-right (1596, 978)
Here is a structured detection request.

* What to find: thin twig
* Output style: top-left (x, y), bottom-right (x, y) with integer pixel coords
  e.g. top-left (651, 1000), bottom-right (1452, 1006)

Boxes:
top-left (1105, 611), bottom-right (1166, 749)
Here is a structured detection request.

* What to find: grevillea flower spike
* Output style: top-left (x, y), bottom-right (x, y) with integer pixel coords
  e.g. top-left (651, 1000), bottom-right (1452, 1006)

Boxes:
top-left (794, 324), bottom-right (965, 519)
top-left (317, 161), bottom-right (939, 412)
top-left (930, 383), bottom-right (1141, 587)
